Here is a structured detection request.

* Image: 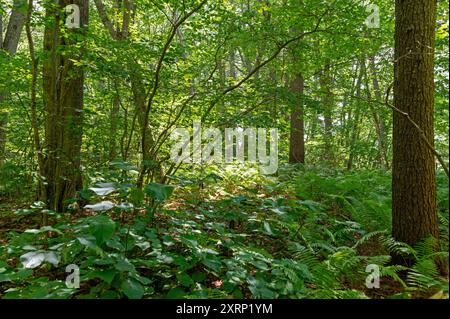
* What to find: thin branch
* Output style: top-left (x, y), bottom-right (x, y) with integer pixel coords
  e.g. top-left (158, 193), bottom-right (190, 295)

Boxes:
top-left (138, 0), bottom-right (208, 185)
top-left (200, 13), bottom-right (327, 122)
top-left (93, 0), bottom-right (117, 38)
top-left (351, 94), bottom-right (449, 177)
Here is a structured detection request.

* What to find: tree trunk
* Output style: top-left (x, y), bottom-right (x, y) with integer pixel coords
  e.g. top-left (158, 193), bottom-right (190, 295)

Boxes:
top-left (392, 0), bottom-right (445, 274)
top-left (93, 0), bottom-right (161, 186)
top-left (0, 0), bottom-right (27, 166)
top-left (42, 0), bottom-right (89, 212)
top-left (108, 95), bottom-right (120, 160)
top-left (362, 58), bottom-right (388, 170)
top-left (347, 59), bottom-right (365, 170)
top-left (289, 73), bottom-right (305, 164)
top-left (319, 63), bottom-right (334, 163)
top-left (368, 56), bottom-right (390, 169)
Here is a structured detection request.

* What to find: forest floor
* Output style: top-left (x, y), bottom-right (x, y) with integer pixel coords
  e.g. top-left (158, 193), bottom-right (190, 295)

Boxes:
top-left (0, 165), bottom-right (448, 299)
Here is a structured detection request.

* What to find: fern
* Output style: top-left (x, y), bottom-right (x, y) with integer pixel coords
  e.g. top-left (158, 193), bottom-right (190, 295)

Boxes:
top-left (352, 230), bottom-right (387, 250)
top-left (288, 243), bottom-right (337, 289)
top-left (379, 235), bottom-right (416, 258)
top-left (379, 264), bottom-right (409, 288)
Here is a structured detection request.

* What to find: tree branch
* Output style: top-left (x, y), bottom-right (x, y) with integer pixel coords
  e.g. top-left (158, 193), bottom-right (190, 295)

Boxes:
top-left (93, 0), bottom-right (117, 38)
top-left (351, 94), bottom-right (449, 177)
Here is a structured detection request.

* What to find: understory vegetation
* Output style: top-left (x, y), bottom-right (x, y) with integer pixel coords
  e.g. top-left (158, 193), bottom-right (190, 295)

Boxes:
top-left (0, 164), bottom-right (448, 299)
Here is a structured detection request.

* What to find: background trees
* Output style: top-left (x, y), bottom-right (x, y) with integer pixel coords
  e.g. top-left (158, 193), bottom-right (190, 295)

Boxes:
top-left (0, 0), bottom-right (26, 166)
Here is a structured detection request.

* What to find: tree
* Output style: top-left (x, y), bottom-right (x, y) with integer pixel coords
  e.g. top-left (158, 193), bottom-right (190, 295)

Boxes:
top-left (392, 0), bottom-right (445, 273)
top-left (0, 0), bottom-right (27, 166)
top-left (319, 63), bottom-right (334, 164)
top-left (41, 0), bottom-right (89, 212)
top-left (288, 73), bottom-right (305, 164)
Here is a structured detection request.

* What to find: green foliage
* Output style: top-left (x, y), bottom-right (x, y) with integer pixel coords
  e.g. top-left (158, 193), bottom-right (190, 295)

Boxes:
top-left (144, 183), bottom-right (175, 202)
top-left (0, 0), bottom-right (448, 301)
top-left (1, 167), bottom-right (447, 299)
top-left (0, 163), bottom-right (31, 199)
top-left (294, 168), bottom-right (392, 231)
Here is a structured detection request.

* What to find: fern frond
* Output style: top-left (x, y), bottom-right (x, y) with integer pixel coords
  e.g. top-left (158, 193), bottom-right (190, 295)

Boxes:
top-left (380, 235), bottom-right (416, 259)
top-left (352, 230), bottom-right (387, 249)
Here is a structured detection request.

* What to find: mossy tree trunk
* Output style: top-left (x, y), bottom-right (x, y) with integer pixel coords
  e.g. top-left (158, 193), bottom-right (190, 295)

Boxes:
top-left (42, 0), bottom-right (89, 212)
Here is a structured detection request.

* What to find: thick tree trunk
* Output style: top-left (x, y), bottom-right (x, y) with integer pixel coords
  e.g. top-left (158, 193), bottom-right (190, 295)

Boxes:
top-left (2, 0), bottom-right (26, 53)
top-left (289, 73), bottom-right (305, 164)
top-left (392, 0), bottom-right (445, 274)
top-left (42, 0), bottom-right (88, 212)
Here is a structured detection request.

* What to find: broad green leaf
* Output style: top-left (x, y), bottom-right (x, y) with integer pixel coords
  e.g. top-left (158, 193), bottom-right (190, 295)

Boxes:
top-left (121, 278), bottom-right (144, 299)
top-left (87, 215), bottom-right (116, 245)
top-left (167, 287), bottom-right (186, 299)
top-left (144, 183), bottom-right (175, 202)
top-left (202, 256), bottom-right (221, 273)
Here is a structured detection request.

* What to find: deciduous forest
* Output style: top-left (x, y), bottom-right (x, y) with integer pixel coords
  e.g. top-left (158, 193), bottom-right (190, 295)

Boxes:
top-left (0, 0), bottom-right (448, 300)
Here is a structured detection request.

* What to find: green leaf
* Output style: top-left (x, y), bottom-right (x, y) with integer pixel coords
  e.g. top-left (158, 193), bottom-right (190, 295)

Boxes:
top-left (115, 258), bottom-right (135, 272)
top-left (87, 269), bottom-right (117, 284)
top-left (177, 273), bottom-right (194, 287)
top-left (130, 187), bottom-right (144, 206)
top-left (121, 278), bottom-right (144, 299)
top-left (202, 256), bottom-right (221, 273)
top-left (84, 201), bottom-right (115, 212)
top-left (167, 287), bottom-right (186, 299)
top-left (89, 182), bottom-right (117, 196)
top-left (263, 221), bottom-right (273, 235)
top-left (144, 183), bottom-right (175, 202)
top-left (191, 271), bottom-right (206, 283)
top-left (87, 215), bottom-right (116, 245)
top-left (77, 235), bottom-right (98, 250)
top-left (20, 252), bottom-right (45, 269)
top-left (24, 226), bottom-right (62, 235)
top-left (110, 160), bottom-right (138, 171)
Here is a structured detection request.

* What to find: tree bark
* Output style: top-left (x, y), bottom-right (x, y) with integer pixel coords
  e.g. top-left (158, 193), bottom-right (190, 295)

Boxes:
top-left (319, 63), bottom-right (334, 163)
top-left (347, 59), bottom-right (365, 170)
top-left (392, 0), bottom-right (445, 274)
top-left (2, 0), bottom-right (26, 53)
top-left (289, 73), bottom-right (305, 164)
top-left (42, 0), bottom-right (89, 212)
top-left (368, 56), bottom-right (390, 169)
top-left (108, 94), bottom-right (120, 160)
top-left (25, 0), bottom-right (45, 204)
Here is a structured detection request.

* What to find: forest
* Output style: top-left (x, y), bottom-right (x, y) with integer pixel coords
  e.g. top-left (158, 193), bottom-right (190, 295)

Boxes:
top-left (0, 0), bottom-right (448, 300)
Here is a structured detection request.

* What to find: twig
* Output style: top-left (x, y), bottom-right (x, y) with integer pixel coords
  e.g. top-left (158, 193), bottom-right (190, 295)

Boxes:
top-left (350, 94), bottom-right (449, 177)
